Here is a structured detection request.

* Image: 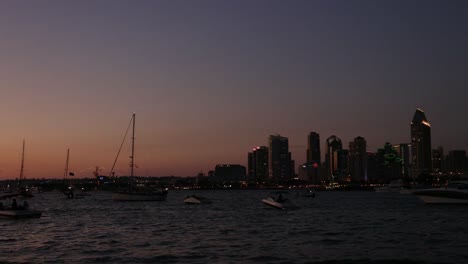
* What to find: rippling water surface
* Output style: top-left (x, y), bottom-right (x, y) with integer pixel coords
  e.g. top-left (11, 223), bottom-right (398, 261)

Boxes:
top-left (1, 190), bottom-right (468, 263)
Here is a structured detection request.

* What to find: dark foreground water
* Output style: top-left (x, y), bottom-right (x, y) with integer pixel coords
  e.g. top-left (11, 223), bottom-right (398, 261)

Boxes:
top-left (1, 190), bottom-right (468, 264)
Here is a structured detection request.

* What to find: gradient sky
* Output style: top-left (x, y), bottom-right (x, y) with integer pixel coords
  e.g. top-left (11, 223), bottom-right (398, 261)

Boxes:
top-left (1, 0), bottom-right (467, 179)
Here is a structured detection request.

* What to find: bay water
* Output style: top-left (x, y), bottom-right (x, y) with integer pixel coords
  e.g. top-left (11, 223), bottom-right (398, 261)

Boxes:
top-left (1, 190), bottom-right (467, 263)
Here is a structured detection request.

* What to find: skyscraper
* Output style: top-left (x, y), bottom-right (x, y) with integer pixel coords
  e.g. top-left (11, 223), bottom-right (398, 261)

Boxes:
top-left (394, 143), bottom-right (411, 180)
top-left (248, 146), bottom-right (269, 186)
top-left (337, 149), bottom-right (349, 182)
top-left (307, 132), bottom-right (321, 164)
top-left (306, 132), bottom-right (321, 182)
top-left (326, 135), bottom-right (342, 182)
top-left (247, 152), bottom-right (253, 179)
top-left (349, 136), bottom-right (367, 183)
top-left (410, 108), bottom-right (432, 177)
top-left (432, 146), bottom-right (444, 173)
top-left (269, 135), bottom-right (293, 183)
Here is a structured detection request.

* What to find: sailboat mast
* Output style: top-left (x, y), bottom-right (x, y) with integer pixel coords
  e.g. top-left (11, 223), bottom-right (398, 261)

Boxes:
top-left (130, 113), bottom-right (135, 177)
top-left (64, 149), bottom-right (70, 179)
top-left (19, 139), bottom-right (25, 187)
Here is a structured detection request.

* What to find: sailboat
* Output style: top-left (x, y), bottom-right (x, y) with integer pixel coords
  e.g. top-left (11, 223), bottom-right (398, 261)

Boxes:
top-left (62, 149), bottom-right (75, 199)
top-left (62, 149), bottom-right (87, 199)
top-left (17, 140), bottom-right (34, 198)
top-left (0, 140), bottom-right (42, 219)
top-left (112, 113), bottom-right (168, 201)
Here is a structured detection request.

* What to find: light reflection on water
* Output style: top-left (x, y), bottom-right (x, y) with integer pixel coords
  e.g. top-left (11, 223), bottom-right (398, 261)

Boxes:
top-left (1, 190), bottom-right (467, 263)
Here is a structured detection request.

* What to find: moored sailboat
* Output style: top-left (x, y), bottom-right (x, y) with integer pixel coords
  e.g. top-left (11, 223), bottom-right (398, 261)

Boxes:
top-left (62, 148), bottom-right (75, 199)
top-left (17, 140), bottom-right (34, 198)
top-left (112, 113), bottom-right (168, 201)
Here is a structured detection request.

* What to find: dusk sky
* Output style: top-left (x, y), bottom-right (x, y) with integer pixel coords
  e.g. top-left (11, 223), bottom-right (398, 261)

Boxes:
top-left (1, 0), bottom-right (467, 179)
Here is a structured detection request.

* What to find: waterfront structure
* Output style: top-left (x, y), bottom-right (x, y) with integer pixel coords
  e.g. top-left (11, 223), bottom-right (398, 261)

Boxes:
top-left (248, 146), bottom-right (269, 186)
top-left (349, 136), bottom-right (367, 183)
top-left (411, 108), bottom-right (432, 177)
top-left (213, 164), bottom-right (246, 182)
top-left (325, 135), bottom-right (342, 182)
top-left (268, 135), bottom-right (293, 183)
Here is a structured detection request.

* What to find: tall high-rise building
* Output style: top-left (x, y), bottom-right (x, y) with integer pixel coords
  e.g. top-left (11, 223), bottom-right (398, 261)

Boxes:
top-left (378, 142), bottom-right (401, 183)
top-left (269, 135), bottom-right (293, 183)
top-left (367, 152), bottom-right (378, 183)
top-left (248, 146), bottom-right (269, 185)
top-left (349, 136), bottom-right (367, 183)
top-left (247, 152), bottom-right (253, 179)
top-left (411, 108), bottom-right (432, 177)
top-left (432, 146), bottom-right (444, 173)
top-left (306, 132), bottom-right (321, 181)
top-left (326, 135), bottom-right (342, 182)
top-left (307, 132), bottom-right (321, 163)
top-left (448, 150), bottom-right (466, 174)
top-left (337, 149), bottom-right (349, 182)
top-left (394, 143), bottom-right (411, 180)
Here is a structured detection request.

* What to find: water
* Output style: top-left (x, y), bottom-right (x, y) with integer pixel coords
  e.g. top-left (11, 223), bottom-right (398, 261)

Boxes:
top-left (1, 190), bottom-right (468, 263)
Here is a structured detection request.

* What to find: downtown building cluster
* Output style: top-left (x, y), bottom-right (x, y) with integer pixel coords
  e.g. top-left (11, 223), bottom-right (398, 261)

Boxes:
top-left (245, 108), bottom-right (467, 187)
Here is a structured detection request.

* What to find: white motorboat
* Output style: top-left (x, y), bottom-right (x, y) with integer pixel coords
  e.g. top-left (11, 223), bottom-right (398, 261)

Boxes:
top-left (183, 195), bottom-right (210, 204)
top-left (262, 197), bottom-right (285, 210)
top-left (413, 181), bottom-right (468, 204)
top-left (262, 192), bottom-right (299, 210)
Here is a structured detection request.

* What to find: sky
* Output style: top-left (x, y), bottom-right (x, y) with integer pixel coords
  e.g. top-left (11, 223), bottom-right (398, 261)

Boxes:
top-left (0, 0), bottom-right (467, 179)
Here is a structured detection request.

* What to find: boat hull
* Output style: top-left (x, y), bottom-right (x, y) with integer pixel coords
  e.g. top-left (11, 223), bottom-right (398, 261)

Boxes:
top-left (414, 189), bottom-right (468, 204)
top-left (184, 197), bottom-right (202, 204)
top-left (0, 210), bottom-right (42, 219)
top-left (262, 198), bottom-right (284, 210)
top-left (183, 195), bottom-right (210, 204)
top-left (417, 195), bottom-right (468, 204)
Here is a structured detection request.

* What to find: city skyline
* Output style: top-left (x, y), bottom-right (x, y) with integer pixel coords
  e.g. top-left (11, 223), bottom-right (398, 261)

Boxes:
top-left (1, 1), bottom-right (468, 179)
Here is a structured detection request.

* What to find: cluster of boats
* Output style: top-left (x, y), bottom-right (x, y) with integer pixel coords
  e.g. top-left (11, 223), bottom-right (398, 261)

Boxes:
top-left (183, 190), bottom-right (315, 209)
top-left (3, 180), bottom-right (467, 220)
